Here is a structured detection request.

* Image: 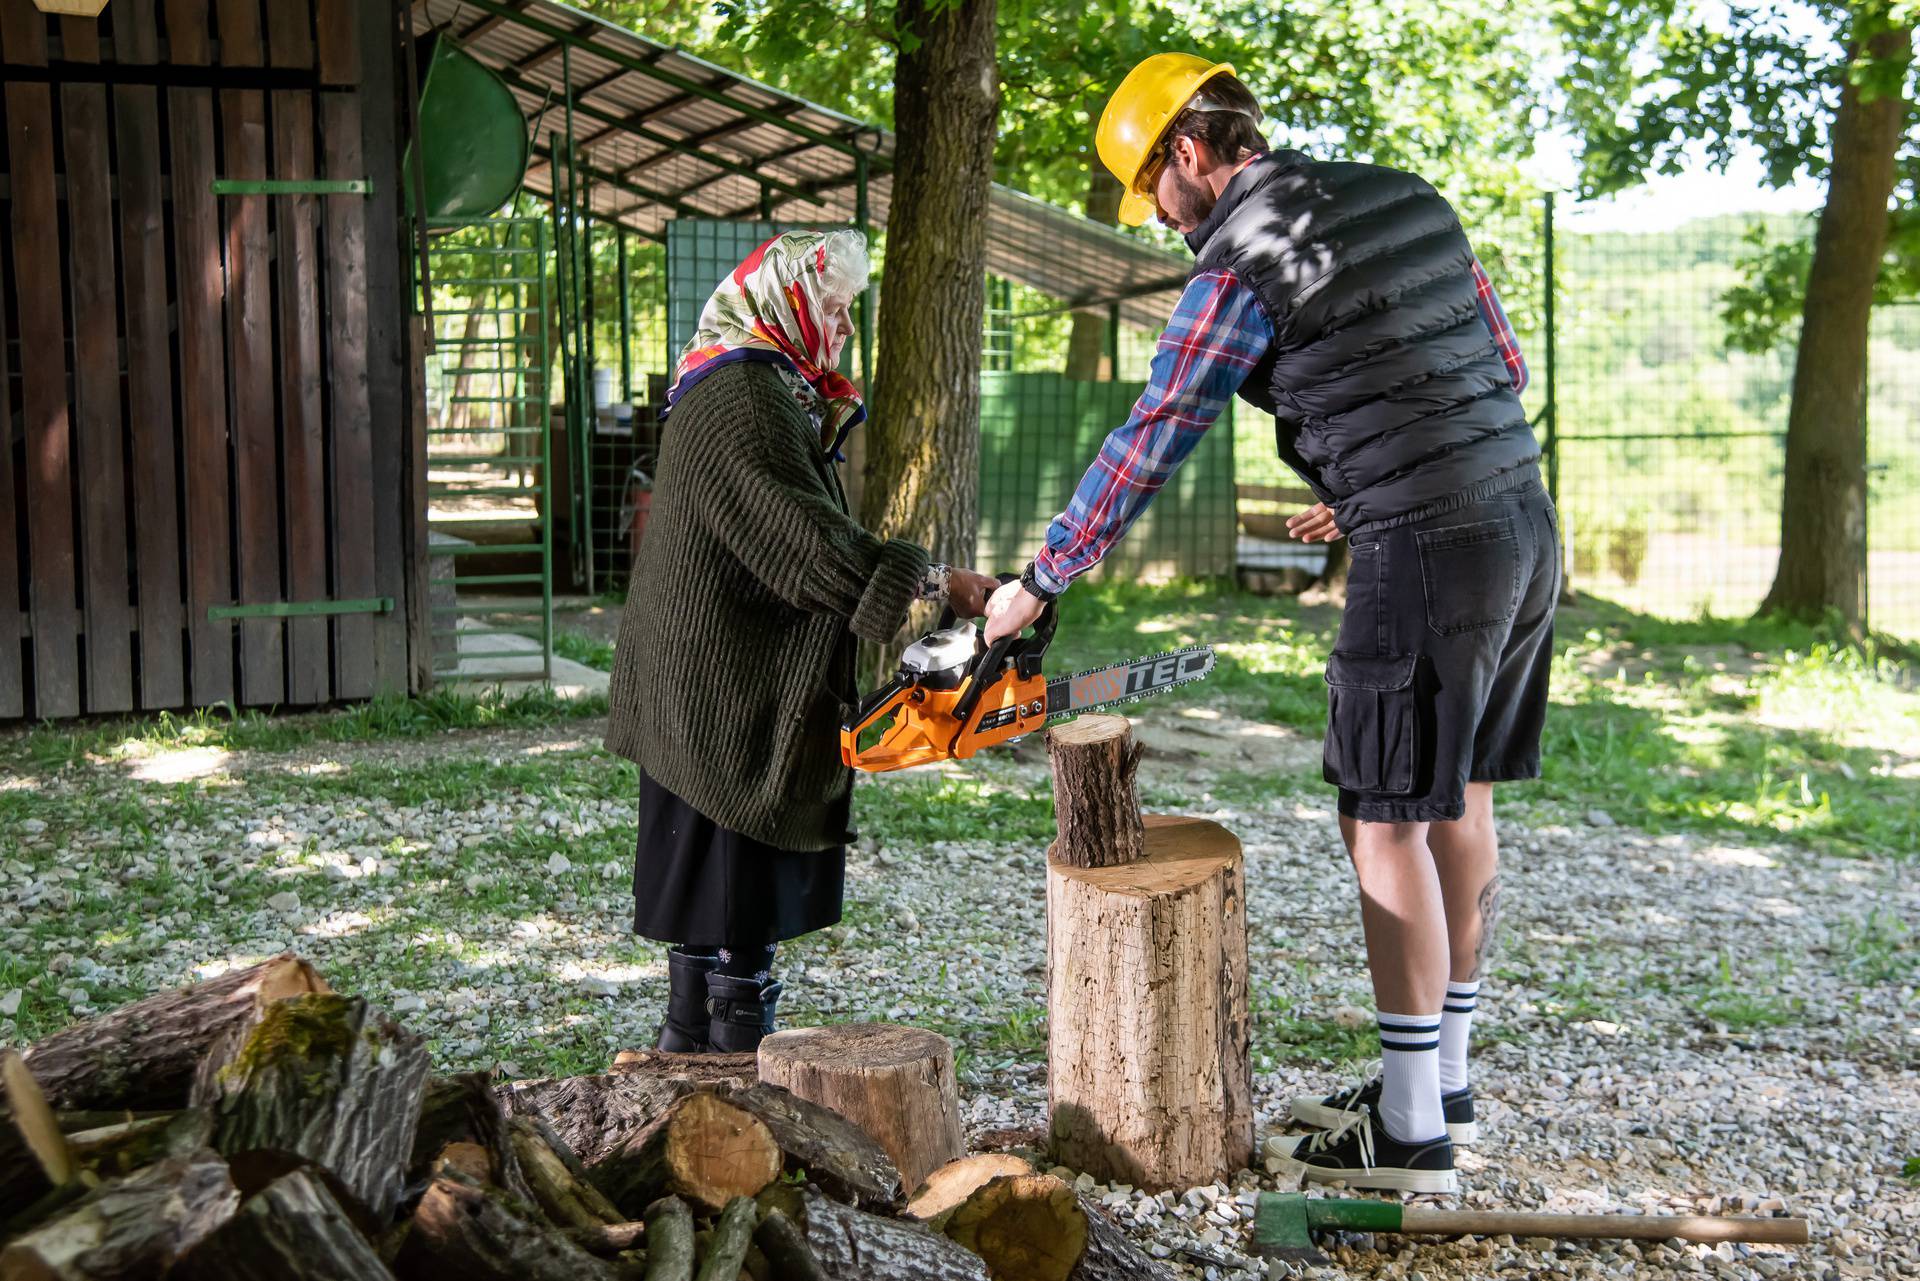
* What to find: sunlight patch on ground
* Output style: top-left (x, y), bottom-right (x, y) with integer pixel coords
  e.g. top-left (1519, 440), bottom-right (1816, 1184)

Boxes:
top-left (126, 745), bottom-right (231, 784)
top-left (1, 774), bottom-right (38, 792)
top-left (518, 737), bottom-right (596, 756)
top-left (302, 911), bottom-right (375, 939)
top-left (1694, 844), bottom-right (1778, 869)
top-left (1175, 706), bottom-right (1223, 720)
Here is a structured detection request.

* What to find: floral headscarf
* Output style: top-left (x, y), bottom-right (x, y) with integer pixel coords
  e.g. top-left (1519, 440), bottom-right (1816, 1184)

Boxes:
top-left (665, 230), bottom-right (866, 448)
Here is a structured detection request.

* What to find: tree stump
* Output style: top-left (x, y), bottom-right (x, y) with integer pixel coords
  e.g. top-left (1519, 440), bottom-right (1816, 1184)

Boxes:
top-left (1046, 810), bottom-right (1252, 1190)
top-left (757, 1023), bottom-right (963, 1192)
top-left (21, 954), bottom-right (329, 1111)
top-left (1045, 716), bottom-right (1144, 868)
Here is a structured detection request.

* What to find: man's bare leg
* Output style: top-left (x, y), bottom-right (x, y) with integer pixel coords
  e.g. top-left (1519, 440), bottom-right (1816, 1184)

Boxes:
top-left (1340, 815), bottom-right (1449, 1141)
top-left (1427, 782), bottom-right (1499, 1100)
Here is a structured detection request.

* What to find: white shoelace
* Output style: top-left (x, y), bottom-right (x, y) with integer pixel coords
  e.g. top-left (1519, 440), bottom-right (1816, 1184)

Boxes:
top-left (1301, 1103), bottom-right (1377, 1169)
top-left (1328, 1059), bottom-right (1384, 1112)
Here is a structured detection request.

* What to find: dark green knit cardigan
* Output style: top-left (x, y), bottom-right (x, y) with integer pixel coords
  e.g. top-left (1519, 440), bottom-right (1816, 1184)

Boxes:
top-left (605, 360), bottom-right (930, 851)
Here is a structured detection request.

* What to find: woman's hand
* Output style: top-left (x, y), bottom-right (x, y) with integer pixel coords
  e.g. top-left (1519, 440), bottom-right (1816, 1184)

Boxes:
top-left (1286, 502), bottom-right (1343, 543)
top-left (946, 568), bottom-right (1000, 619)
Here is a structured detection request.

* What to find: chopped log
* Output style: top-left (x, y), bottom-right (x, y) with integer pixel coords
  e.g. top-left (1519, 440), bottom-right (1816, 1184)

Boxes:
top-left (641, 1195), bottom-right (695, 1281)
top-left (22, 954), bottom-right (329, 1111)
top-left (1045, 716), bottom-right (1145, 869)
top-left (612, 1050), bottom-right (759, 1089)
top-left (905, 1154), bottom-right (1033, 1221)
top-left (743, 1240), bottom-right (774, 1281)
top-left (753, 1209), bottom-right (828, 1281)
top-left (0, 1148), bottom-right (238, 1280)
top-left (1047, 814), bottom-right (1253, 1189)
top-left (433, 1142), bottom-right (493, 1185)
top-left (70, 1109), bottom-right (215, 1185)
top-left (721, 1082), bottom-right (903, 1211)
top-left (938, 1173), bottom-right (1174, 1281)
top-left (799, 1188), bottom-right (988, 1281)
top-left (694, 1196), bottom-right (758, 1281)
top-left (198, 993), bottom-right (432, 1219)
top-left (500, 1072), bottom-right (693, 1170)
top-left (756, 1025), bottom-right (963, 1191)
top-left (565, 1220), bottom-right (646, 1255)
top-left (591, 1092), bottom-right (782, 1217)
top-left (411, 1073), bottom-right (535, 1206)
top-left (174, 1168), bottom-right (395, 1281)
top-left (509, 1116), bottom-right (623, 1230)
top-left (393, 1175), bottom-right (623, 1281)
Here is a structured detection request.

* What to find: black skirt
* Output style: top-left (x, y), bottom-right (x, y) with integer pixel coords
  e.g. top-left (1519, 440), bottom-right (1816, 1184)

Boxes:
top-left (631, 770), bottom-right (846, 946)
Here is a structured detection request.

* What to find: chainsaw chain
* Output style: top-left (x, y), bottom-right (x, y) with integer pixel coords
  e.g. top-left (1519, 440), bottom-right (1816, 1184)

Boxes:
top-left (1047, 644), bottom-right (1216, 720)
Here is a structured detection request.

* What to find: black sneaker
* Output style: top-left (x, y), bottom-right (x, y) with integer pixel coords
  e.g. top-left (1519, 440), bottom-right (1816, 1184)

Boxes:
top-left (1267, 1107), bottom-right (1458, 1195)
top-left (1289, 1071), bottom-right (1477, 1145)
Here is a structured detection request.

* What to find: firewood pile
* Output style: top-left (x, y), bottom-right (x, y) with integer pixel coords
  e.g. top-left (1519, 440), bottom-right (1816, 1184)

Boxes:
top-left (0, 954), bottom-right (1175, 1281)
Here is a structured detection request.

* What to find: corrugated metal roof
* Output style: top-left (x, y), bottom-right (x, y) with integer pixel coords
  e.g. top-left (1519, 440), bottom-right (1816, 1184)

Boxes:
top-left (409, 0), bottom-right (1188, 328)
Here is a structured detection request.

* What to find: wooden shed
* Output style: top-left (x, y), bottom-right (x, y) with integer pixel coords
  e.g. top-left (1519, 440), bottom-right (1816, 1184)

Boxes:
top-left (1, 0), bottom-right (419, 720)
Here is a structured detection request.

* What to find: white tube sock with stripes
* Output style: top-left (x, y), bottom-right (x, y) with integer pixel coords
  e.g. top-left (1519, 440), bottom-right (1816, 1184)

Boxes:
top-left (1439, 980), bottom-right (1480, 1095)
top-left (1377, 1011), bottom-right (1446, 1144)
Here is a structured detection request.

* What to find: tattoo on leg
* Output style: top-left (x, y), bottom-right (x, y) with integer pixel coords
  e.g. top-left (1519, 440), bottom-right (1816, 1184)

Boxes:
top-left (1471, 875), bottom-right (1502, 980)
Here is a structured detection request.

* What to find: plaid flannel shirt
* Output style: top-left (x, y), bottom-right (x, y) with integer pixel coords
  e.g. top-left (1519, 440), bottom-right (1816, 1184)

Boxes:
top-left (1030, 258), bottom-right (1528, 595)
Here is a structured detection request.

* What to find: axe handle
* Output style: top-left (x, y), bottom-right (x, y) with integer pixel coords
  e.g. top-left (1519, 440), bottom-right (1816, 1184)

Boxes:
top-left (1398, 1209), bottom-right (1809, 1245)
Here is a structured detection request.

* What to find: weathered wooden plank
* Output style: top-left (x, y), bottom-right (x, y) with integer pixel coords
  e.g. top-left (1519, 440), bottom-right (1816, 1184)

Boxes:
top-left (358, 0), bottom-right (414, 693)
top-left (59, 15), bottom-right (136, 713)
top-left (114, 0), bottom-right (188, 711)
top-left (164, 0), bottom-right (238, 706)
top-left (317, 0), bottom-right (376, 699)
top-left (217, 0), bottom-right (285, 706)
top-left (1, 4), bottom-right (80, 718)
top-left (0, 160), bottom-right (20, 719)
top-left (267, 0), bottom-right (330, 705)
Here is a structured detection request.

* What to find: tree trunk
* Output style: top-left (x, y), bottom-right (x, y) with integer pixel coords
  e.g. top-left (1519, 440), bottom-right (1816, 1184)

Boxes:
top-left (1065, 162), bottom-right (1124, 380)
top-left (1761, 21), bottom-right (1913, 628)
top-left (755, 1025), bottom-right (960, 1194)
top-left (862, 0), bottom-right (998, 673)
top-left (22, 954), bottom-right (329, 1111)
top-left (196, 994), bottom-right (432, 1220)
top-left (1045, 715), bottom-right (1146, 869)
top-left (175, 1169), bottom-right (395, 1281)
top-left (1047, 815), bottom-right (1253, 1190)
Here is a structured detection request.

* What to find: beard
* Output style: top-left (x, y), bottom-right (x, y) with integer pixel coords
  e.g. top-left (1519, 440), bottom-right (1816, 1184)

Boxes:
top-left (1160, 167), bottom-right (1218, 231)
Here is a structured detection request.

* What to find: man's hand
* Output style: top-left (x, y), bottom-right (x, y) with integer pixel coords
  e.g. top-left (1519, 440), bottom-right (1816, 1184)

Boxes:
top-left (945, 568), bottom-right (1000, 619)
top-left (1286, 502), bottom-right (1343, 544)
top-left (983, 578), bottom-right (1045, 643)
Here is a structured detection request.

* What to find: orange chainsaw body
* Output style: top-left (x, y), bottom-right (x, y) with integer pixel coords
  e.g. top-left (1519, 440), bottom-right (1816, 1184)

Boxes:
top-left (840, 666), bottom-right (1047, 772)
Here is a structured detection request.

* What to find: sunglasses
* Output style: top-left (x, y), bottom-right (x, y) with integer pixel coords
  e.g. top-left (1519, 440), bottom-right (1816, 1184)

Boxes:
top-left (1133, 137), bottom-right (1174, 199)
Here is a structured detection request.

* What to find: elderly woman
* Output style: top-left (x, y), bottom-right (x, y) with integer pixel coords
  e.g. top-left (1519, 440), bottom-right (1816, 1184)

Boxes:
top-left (606, 230), bottom-right (993, 1054)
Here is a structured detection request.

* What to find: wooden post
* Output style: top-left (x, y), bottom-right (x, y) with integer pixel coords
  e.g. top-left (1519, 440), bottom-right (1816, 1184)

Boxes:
top-left (757, 1024), bottom-right (963, 1193)
top-left (1045, 719), bottom-right (1252, 1190)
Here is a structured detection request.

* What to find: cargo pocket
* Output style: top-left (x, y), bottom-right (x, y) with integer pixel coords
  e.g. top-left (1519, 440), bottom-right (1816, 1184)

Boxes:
top-left (1322, 651), bottom-right (1420, 795)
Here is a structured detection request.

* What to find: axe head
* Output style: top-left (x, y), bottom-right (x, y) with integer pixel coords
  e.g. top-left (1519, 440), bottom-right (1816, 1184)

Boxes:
top-left (1251, 1193), bottom-right (1328, 1265)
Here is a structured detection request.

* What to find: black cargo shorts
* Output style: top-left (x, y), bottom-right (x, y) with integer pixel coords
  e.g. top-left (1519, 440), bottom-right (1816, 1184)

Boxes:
top-left (1323, 472), bottom-right (1561, 823)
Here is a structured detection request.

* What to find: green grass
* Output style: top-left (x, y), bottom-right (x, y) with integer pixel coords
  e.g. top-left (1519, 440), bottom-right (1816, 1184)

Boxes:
top-left (1039, 579), bottom-right (1920, 861)
top-left (554, 630), bottom-right (616, 673)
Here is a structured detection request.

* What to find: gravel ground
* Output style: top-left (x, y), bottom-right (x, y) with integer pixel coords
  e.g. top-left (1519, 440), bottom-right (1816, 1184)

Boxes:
top-left (3, 709), bottom-right (1914, 1280)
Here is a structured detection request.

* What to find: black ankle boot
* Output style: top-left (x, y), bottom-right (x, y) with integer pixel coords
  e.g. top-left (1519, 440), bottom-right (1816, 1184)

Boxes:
top-left (704, 973), bottom-right (783, 1053)
top-left (657, 950), bottom-right (721, 1052)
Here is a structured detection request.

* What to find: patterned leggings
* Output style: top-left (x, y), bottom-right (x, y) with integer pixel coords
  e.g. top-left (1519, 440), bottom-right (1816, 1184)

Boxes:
top-left (670, 943), bottom-right (775, 983)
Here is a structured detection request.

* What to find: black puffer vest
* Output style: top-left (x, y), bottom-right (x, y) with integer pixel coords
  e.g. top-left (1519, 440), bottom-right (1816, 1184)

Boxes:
top-left (1187, 151), bottom-right (1539, 532)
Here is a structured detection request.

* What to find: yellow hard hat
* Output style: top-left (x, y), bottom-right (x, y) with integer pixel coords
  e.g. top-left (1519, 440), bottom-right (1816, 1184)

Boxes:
top-left (1097, 53), bottom-right (1239, 226)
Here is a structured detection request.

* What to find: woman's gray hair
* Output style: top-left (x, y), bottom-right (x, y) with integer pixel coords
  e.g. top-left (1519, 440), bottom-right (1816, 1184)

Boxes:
top-left (819, 229), bottom-right (871, 301)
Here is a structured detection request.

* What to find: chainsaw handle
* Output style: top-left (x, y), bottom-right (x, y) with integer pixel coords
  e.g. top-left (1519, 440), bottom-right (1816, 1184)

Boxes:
top-left (949, 632), bottom-right (1017, 730)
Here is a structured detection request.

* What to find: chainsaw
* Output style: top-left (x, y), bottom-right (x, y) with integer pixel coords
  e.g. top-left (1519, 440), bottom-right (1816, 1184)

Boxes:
top-left (840, 585), bottom-right (1215, 773)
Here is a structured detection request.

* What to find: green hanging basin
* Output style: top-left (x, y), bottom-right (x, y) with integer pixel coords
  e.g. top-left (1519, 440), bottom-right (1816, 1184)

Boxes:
top-left (405, 36), bottom-right (529, 220)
